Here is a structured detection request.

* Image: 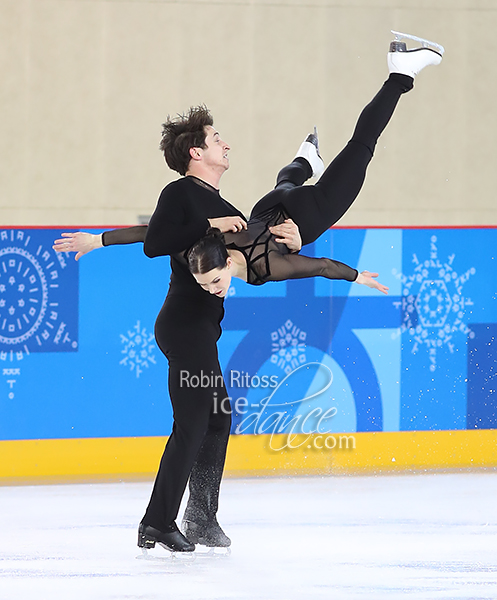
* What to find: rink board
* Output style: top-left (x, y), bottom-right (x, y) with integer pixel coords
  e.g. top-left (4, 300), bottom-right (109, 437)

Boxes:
top-left (1, 430), bottom-right (497, 484)
top-left (0, 226), bottom-right (496, 482)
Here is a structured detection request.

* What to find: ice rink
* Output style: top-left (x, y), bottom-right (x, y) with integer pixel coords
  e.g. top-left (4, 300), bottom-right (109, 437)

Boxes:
top-left (1, 472), bottom-right (496, 600)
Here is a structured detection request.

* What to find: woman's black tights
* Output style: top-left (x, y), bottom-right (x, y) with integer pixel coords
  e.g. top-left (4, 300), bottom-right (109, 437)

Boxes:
top-left (251, 73), bottom-right (413, 245)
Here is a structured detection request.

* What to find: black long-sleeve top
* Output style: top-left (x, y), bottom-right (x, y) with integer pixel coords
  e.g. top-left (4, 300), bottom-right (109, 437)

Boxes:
top-left (109, 176), bottom-right (246, 300)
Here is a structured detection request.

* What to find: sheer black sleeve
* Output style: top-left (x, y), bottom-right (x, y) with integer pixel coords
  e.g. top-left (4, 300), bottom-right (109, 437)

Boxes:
top-left (263, 252), bottom-right (358, 284)
top-left (102, 225), bottom-right (147, 246)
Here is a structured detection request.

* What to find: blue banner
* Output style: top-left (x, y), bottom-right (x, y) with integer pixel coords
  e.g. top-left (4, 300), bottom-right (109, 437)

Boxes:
top-left (1, 227), bottom-right (495, 441)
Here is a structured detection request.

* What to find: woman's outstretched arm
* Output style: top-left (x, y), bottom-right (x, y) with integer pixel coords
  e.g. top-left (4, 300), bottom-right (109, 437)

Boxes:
top-left (53, 225), bottom-right (147, 261)
top-left (263, 252), bottom-right (389, 294)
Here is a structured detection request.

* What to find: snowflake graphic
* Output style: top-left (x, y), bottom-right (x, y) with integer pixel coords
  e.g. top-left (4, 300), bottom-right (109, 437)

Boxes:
top-left (119, 320), bottom-right (156, 378)
top-left (392, 235), bottom-right (475, 372)
top-left (270, 319), bottom-right (307, 374)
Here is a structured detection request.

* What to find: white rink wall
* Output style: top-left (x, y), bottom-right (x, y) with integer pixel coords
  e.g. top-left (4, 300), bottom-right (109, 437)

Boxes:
top-left (0, 0), bottom-right (495, 227)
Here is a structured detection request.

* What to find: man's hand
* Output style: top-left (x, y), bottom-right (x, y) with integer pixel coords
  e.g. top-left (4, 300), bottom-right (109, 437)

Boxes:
top-left (208, 216), bottom-right (247, 233)
top-left (355, 270), bottom-right (389, 295)
top-left (269, 219), bottom-right (302, 253)
top-left (53, 232), bottom-right (103, 261)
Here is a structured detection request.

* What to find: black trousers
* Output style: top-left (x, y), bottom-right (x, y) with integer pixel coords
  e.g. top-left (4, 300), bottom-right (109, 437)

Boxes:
top-left (141, 294), bottom-right (231, 530)
top-left (252, 73), bottom-right (413, 241)
top-left (141, 73), bottom-right (413, 532)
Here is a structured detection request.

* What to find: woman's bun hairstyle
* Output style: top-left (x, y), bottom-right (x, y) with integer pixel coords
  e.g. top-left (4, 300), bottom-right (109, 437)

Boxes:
top-left (205, 227), bottom-right (225, 242)
top-left (187, 228), bottom-right (229, 275)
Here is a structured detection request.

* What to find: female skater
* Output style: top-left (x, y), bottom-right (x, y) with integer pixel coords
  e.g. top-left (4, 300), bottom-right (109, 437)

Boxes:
top-left (185, 126), bottom-right (389, 295)
top-left (54, 33), bottom-right (443, 553)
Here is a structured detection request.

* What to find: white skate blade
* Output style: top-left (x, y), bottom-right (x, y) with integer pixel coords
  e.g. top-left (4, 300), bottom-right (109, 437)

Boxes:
top-left (391, 30), bottom-right (445, 56)
top-left (136, 547), bottom-right (196, 562)
top-left (194, 545), bottom-right (232, 557)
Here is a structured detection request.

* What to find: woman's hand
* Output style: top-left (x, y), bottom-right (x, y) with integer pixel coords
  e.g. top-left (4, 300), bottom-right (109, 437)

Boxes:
top-left (53, 232), bottom-right (103, 261)
top-left (208, 216), bottom-right (247, 233)
top-left (269, 219), bottom-right (302, 252)
top-left (355, 270), bottom-right (389, 295)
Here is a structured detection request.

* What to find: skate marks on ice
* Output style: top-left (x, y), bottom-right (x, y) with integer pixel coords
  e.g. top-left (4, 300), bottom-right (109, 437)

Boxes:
top-left (1, 474), bottom-right (497, 599)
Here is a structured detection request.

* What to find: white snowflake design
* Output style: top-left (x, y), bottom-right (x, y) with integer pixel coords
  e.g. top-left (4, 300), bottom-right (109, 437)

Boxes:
top-left (392, 235), bottom-right (475, 372)
top-left (270, 319), bottom-right (307, 374)
top-left (119, 321), bottom-right (156, 378)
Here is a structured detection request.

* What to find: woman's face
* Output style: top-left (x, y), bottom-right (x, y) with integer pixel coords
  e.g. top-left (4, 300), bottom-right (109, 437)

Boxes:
top-left (193, 258), bottom-right (233, 298)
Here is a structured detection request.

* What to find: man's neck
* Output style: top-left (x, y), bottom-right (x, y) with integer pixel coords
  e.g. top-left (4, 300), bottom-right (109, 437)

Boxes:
top-left (185, 166), bottom-right (223, 190)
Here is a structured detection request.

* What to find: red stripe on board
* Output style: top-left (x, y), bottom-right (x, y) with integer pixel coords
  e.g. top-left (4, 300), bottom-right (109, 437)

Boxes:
top-left (1, 224), bottom-right (497, 230)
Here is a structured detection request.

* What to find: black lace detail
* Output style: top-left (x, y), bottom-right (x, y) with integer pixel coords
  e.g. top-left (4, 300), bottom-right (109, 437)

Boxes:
top-left (224, 205), bottom-right (290, 285)
top-left (224, 203), bottom-right (358, 286)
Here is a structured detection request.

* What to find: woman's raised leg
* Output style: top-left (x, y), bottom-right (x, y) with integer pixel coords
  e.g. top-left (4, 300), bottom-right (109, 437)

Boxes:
top-left (250, 33), bottom-right (442, 244)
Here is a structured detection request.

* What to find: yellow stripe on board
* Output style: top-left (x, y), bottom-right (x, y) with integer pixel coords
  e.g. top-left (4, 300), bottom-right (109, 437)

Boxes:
top-left (225, 430), bottom-right (497, 476)
top-left (0, 430), bottom-right (496, 484)
top-left (0, 437), bottom-right (167, 484)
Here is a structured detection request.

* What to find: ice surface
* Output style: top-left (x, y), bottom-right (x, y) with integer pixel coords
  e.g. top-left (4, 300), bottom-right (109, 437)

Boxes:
top-left (1, 472), bottom-right (497, 599)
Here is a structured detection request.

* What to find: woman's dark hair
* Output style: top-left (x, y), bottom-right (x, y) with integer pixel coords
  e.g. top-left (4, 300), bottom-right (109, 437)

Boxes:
top-left (160, 105), bottom-right (214, 176)
top-left (187, 228), bottom-right (229, 274)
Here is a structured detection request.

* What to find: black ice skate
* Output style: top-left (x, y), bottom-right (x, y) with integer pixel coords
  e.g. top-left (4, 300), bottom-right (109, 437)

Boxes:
top-left (294, 126), bottom-right (324, 179)
top-left (182, 517), bottom-right (231, 548)
top-left (388, 30), bottom-right (444, 78)
top-left (137, 521), bottom-right (195, 553)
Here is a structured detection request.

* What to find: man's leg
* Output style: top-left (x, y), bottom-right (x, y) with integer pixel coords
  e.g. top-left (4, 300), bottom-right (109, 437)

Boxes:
top-left (182, 397), bottom-right (232, 547)
top-left (139, 298), bottom-right (228, 550)
top-left (141, 356), bottom-right (219, 530)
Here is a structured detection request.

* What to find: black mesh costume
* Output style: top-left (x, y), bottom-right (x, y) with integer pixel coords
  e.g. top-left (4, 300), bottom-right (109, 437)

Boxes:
top-left (222, 205), bottom-right (358, 285)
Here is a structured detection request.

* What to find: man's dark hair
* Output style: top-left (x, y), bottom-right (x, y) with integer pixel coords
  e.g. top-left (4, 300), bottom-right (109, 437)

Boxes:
top-left (160, 105), bottom-right (214, 176)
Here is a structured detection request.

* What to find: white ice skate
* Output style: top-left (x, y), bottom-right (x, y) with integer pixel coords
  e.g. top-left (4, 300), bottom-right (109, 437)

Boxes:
top-left (388, 30), bottom-right (444, 77)
top-left (295, 126), bottom-right (325, 179)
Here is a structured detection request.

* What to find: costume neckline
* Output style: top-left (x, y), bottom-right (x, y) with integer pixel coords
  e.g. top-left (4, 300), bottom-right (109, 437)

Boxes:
top-left (186, 175), bottom-right (220, 194)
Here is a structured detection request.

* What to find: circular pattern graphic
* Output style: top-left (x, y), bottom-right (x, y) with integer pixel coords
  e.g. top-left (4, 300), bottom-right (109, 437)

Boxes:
top-left (0, 229), bottom-right (79, 356)
top-left (0, 247), bottom-right (48, 345)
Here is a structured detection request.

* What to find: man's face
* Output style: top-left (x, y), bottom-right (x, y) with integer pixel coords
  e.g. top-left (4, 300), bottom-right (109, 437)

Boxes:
top-left (199, 126), bottom-right (230, 172)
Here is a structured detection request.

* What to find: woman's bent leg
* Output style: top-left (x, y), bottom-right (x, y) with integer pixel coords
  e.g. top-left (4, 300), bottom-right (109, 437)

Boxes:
top-left (248, 158), bottom-right (311, 219)
top-left (274, 158), bottom-right (312, 190)
top-left (252, 73), bottom-right (413, 243)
